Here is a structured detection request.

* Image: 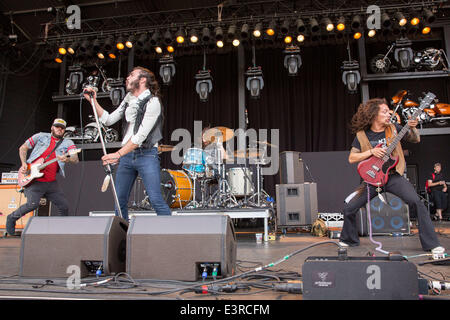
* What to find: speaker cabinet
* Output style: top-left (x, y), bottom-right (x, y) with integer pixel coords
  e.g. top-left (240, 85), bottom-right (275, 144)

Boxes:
top-left (280, 151), bottom-right (304, 184)
top-left (19, 216), bottom-right (128, 278)
top-left (302, 256), bottom-right (419, 300)
top-left (126, 215), bottom-right (237, 281)
top-left (0, 185), bottom-right (32, 230)
top-left (357, 192), bottom-right (410, 236)
top-left (276, 183), bottom-right (318, 227)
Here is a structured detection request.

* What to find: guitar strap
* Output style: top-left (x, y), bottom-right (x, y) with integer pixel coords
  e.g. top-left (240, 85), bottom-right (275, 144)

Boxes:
top-left (44, 138), bottom-right (64, 161)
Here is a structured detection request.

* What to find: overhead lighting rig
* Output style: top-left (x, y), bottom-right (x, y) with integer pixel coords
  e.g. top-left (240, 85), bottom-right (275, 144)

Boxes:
top-left (195, 50), bottom-right (213, 102)
top-left (159, 54), bottom-right (176, 85)
top-left (283, 45), bottom-right (302, 76)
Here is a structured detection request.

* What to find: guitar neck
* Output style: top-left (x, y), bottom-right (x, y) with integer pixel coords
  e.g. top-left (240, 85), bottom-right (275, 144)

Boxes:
top-left (383, 124), bottom-right (411, 159)
top-left (37, 157), bottom-right (60, 171)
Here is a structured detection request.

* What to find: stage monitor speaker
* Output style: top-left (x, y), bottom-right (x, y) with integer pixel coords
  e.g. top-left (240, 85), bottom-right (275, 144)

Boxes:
top-left (276, 183), bottom-right (318, 227)
top-left (357, 192), bottom-right (410, 236)
top-left (302, 256), bottom-right (419, 300)
top-left (0, 185), bottom-right (32, 230)
top-left (19, 216), bottom-right (128, 278)
top-left (280, 151), bottom-right (304, 184)
top-left (127, 215), bottom-right (237, 281)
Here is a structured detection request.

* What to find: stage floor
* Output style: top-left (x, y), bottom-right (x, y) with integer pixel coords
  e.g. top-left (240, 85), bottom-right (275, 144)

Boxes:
top-left (0, 221), bottom-right (449, 302)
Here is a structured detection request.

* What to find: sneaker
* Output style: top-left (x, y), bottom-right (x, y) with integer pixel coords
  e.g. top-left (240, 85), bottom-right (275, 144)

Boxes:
top-left (431, 246), bottom-right (445, 254)
top-left (338, 241), bottom-right (349, 248)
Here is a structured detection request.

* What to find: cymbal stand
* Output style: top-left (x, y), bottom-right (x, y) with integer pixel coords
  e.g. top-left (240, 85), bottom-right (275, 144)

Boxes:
top-left (185, 170), bottom-right (201, 209)
top-left (247, 146), bottom-right (271, 207)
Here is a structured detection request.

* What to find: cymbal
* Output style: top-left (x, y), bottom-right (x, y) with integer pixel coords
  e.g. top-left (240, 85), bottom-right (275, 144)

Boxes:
top-left (158, 145), bottom-right (176, 153)
top-left (233, 148), bottom-right (262, 158)
top-left (255, 140), bottom-right (277, 147)
top-left (203, 127), bottom-right (234, 143)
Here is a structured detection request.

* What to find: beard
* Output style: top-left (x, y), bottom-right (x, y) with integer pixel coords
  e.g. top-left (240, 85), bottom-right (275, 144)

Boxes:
top-left (51, 127), bottom-right (64, 139)
top-left (126, 78), bottom-right (140, 93)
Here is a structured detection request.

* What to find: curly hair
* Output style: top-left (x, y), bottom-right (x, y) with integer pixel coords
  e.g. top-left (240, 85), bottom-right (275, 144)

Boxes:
top-left (133, 66), bottom-right (162, 99)
top-left (350, 98), bottom-right (387, 133)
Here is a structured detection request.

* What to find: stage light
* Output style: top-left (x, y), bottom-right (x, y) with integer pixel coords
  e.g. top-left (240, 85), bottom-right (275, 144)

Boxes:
top-left (104, 37), bottom-right (113, 51)
top-left (232, 39), bottom-right (240, 47)
top-left (353, 31), bottom-right (362, 40)
top-left (97, 52), bottom-right (105, 59)
top-left (422, 25), bottom-right (431, 35)
top-left (280, 20), bottom-right (290, 35)
top-left (296, 18), bottom-right (306, 33)
top-left (67, 41), bottom-right (78, 55)
top-left (164, 29), bottom-right (172, 44)
top-left (108, 52), bottom-right (117, 59)
top-left (215, 26), bottom-right (224, 41)
top-left (216, 40), bottom-right (224, 48)
top-left (423, 8), bottom-right (436, 24)
top-left (351, 15), bottom-right (361, 29)
top-left (116, 36), bottom-right (125, 50)
top-left (341, 60), bottom-right (361, 94)
top-left (125, 35), bottom-right (134, 48)
top-left (167, 45), bottom-right (174, 53)
top-left (66, 65), bottom-right (84, 94)
top-left (189, 29), bottom-right (199, 43)
top-left (394, 38), bottom-right (413, 70)
top-left (408, 24), bottom-right (419, 35)
top-left (241, 23), bottom-right (249, 39)
top-left (368, 29), bottom-right (376, 37)
top-left (245, 66), bottom-right (264, 99)
top-left (195, 69), bottom-right (213, 102)
top-left (228, 24), bottom-right (237, 38)
top-left (150, 30), bottom-right (160, 46)
top-left (137, 33), bottom-right (148, 47)
top-left (92, 39), bottom-right (101, 52)
top-left (381, 13), bottom-right (391, 28)
top-left (155, 46), bottom-right (163, 54)
top-left (310, 18), bottom-right (319, 33)
top-left (410, 10), bottom-right (420, 26)
top-left (284, 35), bottom-right (292, 44)
top-left (322, 17), bottom-right (334, 32)
top-left (159, 55), bottom-right (176, 85)
top-left (253, 23), bottom-right (262, 38)
top-left (297, 34), bottom-right (305, 42)
top-left (266, 20), bottom-right (276, 36)
top-left (202, 27), bottom-right (211, 42)
top-left (79, 39), bottom-right (90, 53)
top-left (336, 16), bottom-right (345, 31)
top-left (395, 12), bottom-right (407, 26)
top-left (108, 78), bottom-right (125, 107)
top-left (55, 54), bottom-right (63, 63)
top-left (283, 46), bottom-right (302, 76)
top-left (175, 28), bottom-right (185, 44)
top-left (58, 44), bottom-right (67, 55)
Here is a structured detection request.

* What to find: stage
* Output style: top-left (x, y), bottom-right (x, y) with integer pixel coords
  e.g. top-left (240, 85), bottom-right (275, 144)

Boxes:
top-left (0, 220), bottom-right (448, 302)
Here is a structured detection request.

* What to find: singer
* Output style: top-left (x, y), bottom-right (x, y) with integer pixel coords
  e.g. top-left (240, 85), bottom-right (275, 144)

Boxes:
top-left (83, 67), bottom-right (171, 220)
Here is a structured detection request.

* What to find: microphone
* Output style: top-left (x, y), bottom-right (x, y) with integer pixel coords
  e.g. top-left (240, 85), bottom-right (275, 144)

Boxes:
top-left (101, 175), bottom-right (111, 192)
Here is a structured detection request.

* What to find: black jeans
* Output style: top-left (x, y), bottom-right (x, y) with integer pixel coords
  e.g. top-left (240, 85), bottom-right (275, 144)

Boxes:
top-left (431, 190), bottom-right (448, 210)
top-left (6, 180), bottom-right (69, 234)
top-left (340, 173), bottom-right (441, 251)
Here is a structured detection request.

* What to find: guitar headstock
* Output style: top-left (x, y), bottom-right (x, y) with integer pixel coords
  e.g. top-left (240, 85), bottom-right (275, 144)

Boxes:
top-left (419, 92), bottom-right (436, 110)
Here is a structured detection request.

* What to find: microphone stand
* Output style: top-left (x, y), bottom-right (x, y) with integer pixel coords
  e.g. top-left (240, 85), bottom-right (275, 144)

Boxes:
top-left (85, 91), bottom-right (124, 220)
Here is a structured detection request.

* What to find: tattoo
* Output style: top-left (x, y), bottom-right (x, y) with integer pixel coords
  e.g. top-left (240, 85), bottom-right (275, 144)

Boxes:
top-left (19, 145), bottom-right (28, 164)
top-left (406, 127), bottom-right (420, 143)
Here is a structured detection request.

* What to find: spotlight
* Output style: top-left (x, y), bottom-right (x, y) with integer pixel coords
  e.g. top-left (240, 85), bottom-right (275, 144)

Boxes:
top-left (190, 29), bottom-right (199, 43)
top-left (195, 69), bottom-right (213, 102)
top-left (241, 23), bottom-right (249, 39)
top-left (55, 54), bottom-right (63, 63)
top-left (137, 33), bottom-right (148, 47)
top-left (245, 66), bottom-right (264, 99)
top-left (108, 78), bottom-right (125, 107)
top-left (150, 30), bottom-right (160, 46)
top-left (422, 25), bottom-right (431, 35)
top-left (297, 34), bottom-right (305, 42)
top-left (125, 35), bottom-right (134, 48)
top-left (381, 13), bottom-right (391, 28)
top-left (280, 20), bottom-right (290, 35)
top-left (341, 60), bottom-right (361, 93)
top-left (97, 52), bottom-right (105, 59)
top-left (336, 16), bottom-right (346, 31)
top-left (395, 12), bottom-right (407, 26)
top-left (368, 29), bottom-right (376, 37)
top-left (296, 18), bottom-right (306, 33)
top-left (104, 37), bottom-right (113, 51)
top-left (159, 55), bottom-right (176, 85)
top-left (253, 23), bottom-right (262, 38)
top-left (322, 17), bottom-right (334, 32)
top-left (410, 10), bottom-right (420, 26)
top-left (423, 8), bottom-right (436, 24)
top-left (351, 15), bottom-right (361, 29)
top-left (310, 18), bottom-right (320, 33)
top-left (232, 39), bottom-right (240, 47)
top-left (394, 38), bottom-right (413, 70)
top-left (92, 39), bottom-right (101, 52)
top-left (175, 29), bottom-right (185, 44)
top-left (266, 20), bottom-right (276, 36)
top-left (58, 44), bottom-right (67, 55)
top-left (66, 65), bottom-right (84, 94)
top-left (215, 26), bottom-right (224, 40)
top-left (164, 30), bottom-right (172, 45)
top-left (216, 40), bottom-right (224, 48)
top-left (283, 46), bottom-right (302, 76)
top-left (155, 46), bottom-right (163, 54)
top-left (116, 36), bottom-right (125, 50)
top-left (202, 27), bottom-right (211, 42)
top-left (284, 35), bottom-right (292, 44)
top-left (79, 39), bottom-right (90, 53)
top-left (167, 45), bottom-right (174, 53)
top-left (67, 41), bottom-right (78, 55)
top-left (408, 24), bottom-right (419, 35)
top-left (353, 31), bottom-right (362, 40)
top-left (228, 24), bottom-right (237, 39)
top-left (108, 52), bottom-right (117, 59)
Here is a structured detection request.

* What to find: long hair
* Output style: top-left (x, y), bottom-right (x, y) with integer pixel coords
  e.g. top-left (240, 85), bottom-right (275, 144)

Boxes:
top-left (350, 98), bottom-right (387, 133)
top-left (133, 66), bottom-right (161, 99)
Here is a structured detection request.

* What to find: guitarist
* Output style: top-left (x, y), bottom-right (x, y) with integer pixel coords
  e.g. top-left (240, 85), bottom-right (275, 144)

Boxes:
top-left (5, 119), bottom-right (79, 236)
top-left (339, 98), bottom-right (444, 255)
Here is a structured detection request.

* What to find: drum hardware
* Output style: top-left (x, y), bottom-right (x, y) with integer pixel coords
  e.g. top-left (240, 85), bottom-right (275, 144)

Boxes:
top-left (158, 144), bottom-right (176, 153)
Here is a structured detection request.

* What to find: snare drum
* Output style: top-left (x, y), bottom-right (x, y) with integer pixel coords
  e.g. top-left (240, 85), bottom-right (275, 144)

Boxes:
top-left (160, 169), bottom-right (193, 208)
top-left (227, 167), bottom-right (254, 197)
top-left (183, 148), bottom-right (206, 174)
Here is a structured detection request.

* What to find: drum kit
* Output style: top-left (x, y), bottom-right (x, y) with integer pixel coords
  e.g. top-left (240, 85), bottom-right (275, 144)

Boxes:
top-left (130, 127), bottom-right (275, 211)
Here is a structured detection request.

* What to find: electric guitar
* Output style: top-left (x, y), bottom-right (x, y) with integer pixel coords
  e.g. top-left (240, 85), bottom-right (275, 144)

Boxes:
top-left (18, 148), bottom-right (81, 187)
top-left (357, 92), bottom-right (436, 187)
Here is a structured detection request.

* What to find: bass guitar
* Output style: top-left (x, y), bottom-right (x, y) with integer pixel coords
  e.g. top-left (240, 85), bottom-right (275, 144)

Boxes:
top-left (18, 148), bottom-right (81, 187)
top-left (357, 92), bottom-right (435, 187)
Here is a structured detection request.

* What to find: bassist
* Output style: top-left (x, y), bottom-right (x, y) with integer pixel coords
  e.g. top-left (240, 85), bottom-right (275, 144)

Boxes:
top-left (339, 98), bottom-right (444, 254)
top-left (5, 119), bottom-right (79, 236)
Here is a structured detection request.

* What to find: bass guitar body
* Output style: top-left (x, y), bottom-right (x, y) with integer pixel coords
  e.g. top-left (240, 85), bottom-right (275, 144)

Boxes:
top-left (357, 151), bottom-right (398, 187)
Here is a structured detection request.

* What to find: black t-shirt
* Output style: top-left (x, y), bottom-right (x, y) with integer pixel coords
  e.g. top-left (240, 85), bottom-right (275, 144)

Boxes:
top-left (351, 123), bottom-right (404, 150)
top-left (429, 171), bottom-right (446, 192)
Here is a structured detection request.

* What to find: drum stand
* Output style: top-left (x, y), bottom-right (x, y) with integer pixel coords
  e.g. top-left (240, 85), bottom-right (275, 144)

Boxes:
top-left (247, 160), bottom-right (271, 207)
top-left (185, 171), bottom-right (201, 209)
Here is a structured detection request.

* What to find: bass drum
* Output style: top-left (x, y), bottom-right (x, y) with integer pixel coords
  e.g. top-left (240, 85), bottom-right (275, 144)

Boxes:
top-left (160, 169), bottom-right (193, 208)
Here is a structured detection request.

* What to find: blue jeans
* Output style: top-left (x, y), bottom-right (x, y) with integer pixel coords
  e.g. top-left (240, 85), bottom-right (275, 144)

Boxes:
top-left (114, 147), bottom-right (171, 220)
